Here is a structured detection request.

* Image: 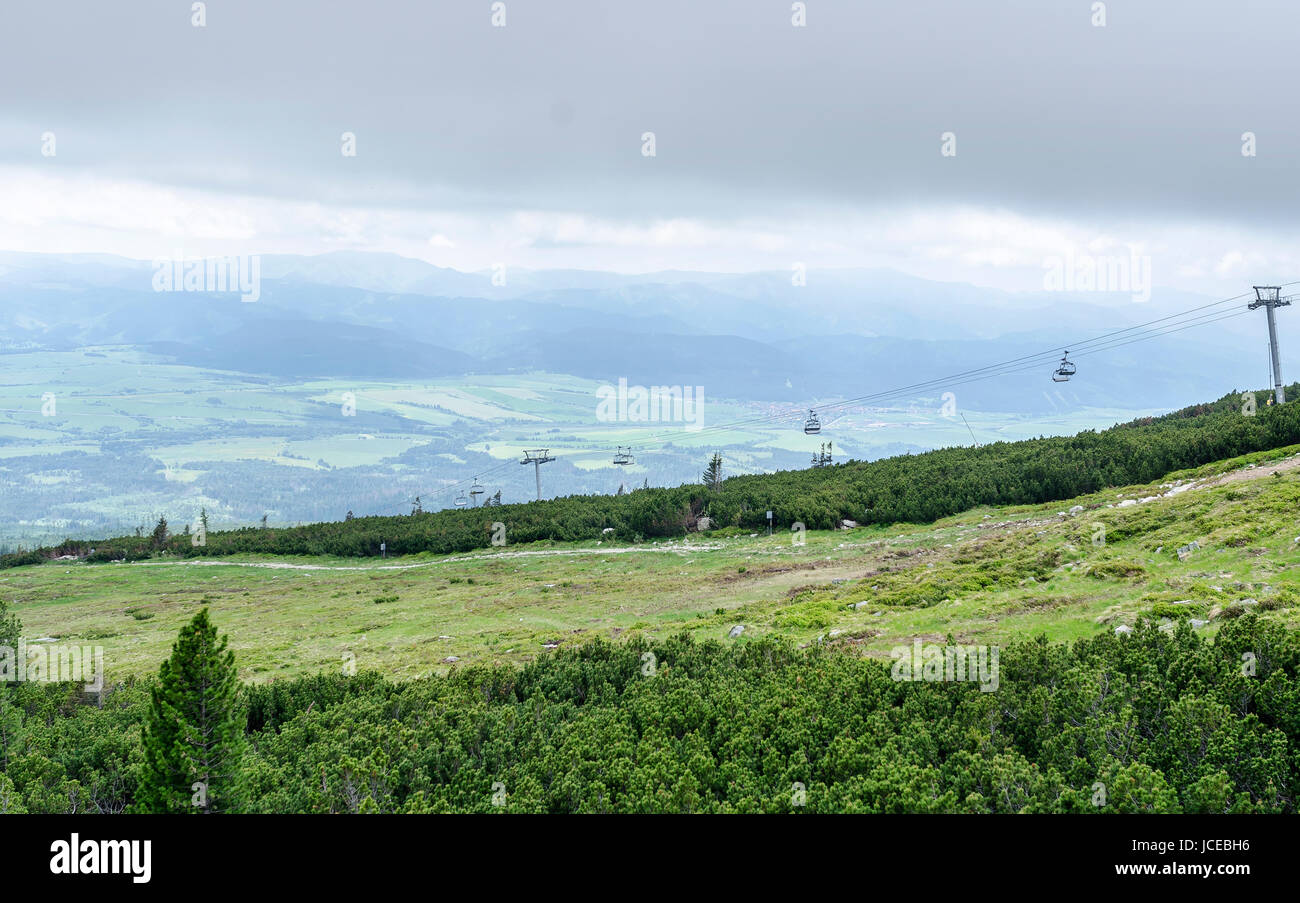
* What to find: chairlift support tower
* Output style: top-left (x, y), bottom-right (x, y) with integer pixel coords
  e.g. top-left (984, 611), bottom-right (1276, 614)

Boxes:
top-left (1250, 286), bottom-right (1292, 406)
top-left (520, 449), bottom-right (556, 501)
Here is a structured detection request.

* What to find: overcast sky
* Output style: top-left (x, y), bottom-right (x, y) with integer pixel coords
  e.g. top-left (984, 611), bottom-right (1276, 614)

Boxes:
top-left (2, 0), bottom-right (1298, 295)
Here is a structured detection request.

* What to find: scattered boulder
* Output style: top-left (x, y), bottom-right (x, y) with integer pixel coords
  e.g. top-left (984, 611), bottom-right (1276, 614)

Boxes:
top-left (728, 625), bottom-right (745, 638)
top-left (1117, 499), bottom-right (1138, 508)
top-left (1114, 624), bottom-right (1133, 635)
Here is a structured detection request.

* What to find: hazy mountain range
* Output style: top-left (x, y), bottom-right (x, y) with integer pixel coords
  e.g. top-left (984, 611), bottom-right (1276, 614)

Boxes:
top-left (0, 250), bottom-right (1280, 412)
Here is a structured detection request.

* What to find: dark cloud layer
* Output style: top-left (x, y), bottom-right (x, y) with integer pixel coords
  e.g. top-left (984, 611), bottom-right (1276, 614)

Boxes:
top-left (1, 0), bottom-right (1296, 226)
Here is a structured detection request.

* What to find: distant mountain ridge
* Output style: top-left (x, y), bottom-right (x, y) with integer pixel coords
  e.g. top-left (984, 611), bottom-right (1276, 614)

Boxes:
top-left (0, 250), bottom-right (1282, 412)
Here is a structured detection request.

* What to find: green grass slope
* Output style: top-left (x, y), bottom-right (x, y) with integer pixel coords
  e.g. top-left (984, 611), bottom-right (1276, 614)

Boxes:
top-left (6, 443), bottom-right (1300, 682)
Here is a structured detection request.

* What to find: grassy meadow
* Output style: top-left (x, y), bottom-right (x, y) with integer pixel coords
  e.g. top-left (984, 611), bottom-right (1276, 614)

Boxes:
top-left (6, 444), bottom-right (1299, 683)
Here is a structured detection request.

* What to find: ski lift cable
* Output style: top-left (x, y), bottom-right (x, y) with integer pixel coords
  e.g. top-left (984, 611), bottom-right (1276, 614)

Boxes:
top-left (614, 301), bottom-right (1256, 450)
top-left (807, 297), bottom-right (1266, 416)
top-left (648, 302), bottom-right (1262, 445)
top-left (614, 288), bottom-right (1275, 449)
top-left (401, 289), bottom-right (1283, 510)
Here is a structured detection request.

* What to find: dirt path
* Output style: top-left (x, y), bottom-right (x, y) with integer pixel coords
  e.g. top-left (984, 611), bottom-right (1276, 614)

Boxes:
top-left (128, 451), bottom-right (1300, 576)
top-left (1201, 451), bottom-right (1300, 487)
top-left (131, 540), bottom-right (730, 573)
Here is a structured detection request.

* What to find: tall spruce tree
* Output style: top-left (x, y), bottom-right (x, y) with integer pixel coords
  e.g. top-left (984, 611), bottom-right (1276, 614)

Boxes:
top-left (136, 608), bottom-right (243, 813)
top-left (702, 452), bottom-right (724, 491)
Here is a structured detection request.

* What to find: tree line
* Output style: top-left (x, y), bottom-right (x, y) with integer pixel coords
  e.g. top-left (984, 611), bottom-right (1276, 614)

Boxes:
top-left (5, 386), bottom-right (1299, 567)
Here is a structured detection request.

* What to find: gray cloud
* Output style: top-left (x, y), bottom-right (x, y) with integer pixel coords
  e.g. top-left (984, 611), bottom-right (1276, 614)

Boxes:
top-left (2, 0), bottom-right (1297, 227)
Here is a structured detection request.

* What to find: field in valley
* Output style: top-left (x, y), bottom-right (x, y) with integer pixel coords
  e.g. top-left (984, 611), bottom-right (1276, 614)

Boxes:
top-left (0, 346), bottom-right (1164, 550)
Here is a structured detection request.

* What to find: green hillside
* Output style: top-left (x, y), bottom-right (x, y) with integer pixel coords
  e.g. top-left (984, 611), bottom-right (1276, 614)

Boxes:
top-left (4, 389), bottom-right (1300, 815)
top-left (6, 438), bottom-right (1299, 682)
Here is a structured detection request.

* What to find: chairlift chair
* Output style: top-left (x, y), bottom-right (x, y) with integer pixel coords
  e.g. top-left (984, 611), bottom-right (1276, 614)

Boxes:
top-left (1052, 351), bottom-right (1076, 383)
top-left (454, 493), bottom-right (468, 508)
top-left (803, 409), bottom-right (822, 434)
top-left (469, 477), bottom-right (485, 505)
top-left (613, 446), bottom-right (635, 466)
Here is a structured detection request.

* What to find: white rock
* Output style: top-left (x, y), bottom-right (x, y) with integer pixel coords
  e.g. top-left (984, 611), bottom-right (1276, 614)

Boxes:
top-left (728, 625), bottom-right (745, 638)
top-left (1114, 624), bottom-right (1133, 635)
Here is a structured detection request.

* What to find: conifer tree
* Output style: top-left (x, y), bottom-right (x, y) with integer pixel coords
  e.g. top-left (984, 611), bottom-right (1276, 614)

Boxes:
top-left (136, 608), bottom-right (244, 813)
top-left (702, 452), bottom-right (723, 491)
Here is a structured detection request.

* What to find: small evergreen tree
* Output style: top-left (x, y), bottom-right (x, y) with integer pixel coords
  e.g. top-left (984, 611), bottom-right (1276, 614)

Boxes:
top-left (150, 516), bottom-right (168, 548)
top-left (703, 452), bottom-right (724, 491)
top-left (136, 609), bottom-right (244, 813)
